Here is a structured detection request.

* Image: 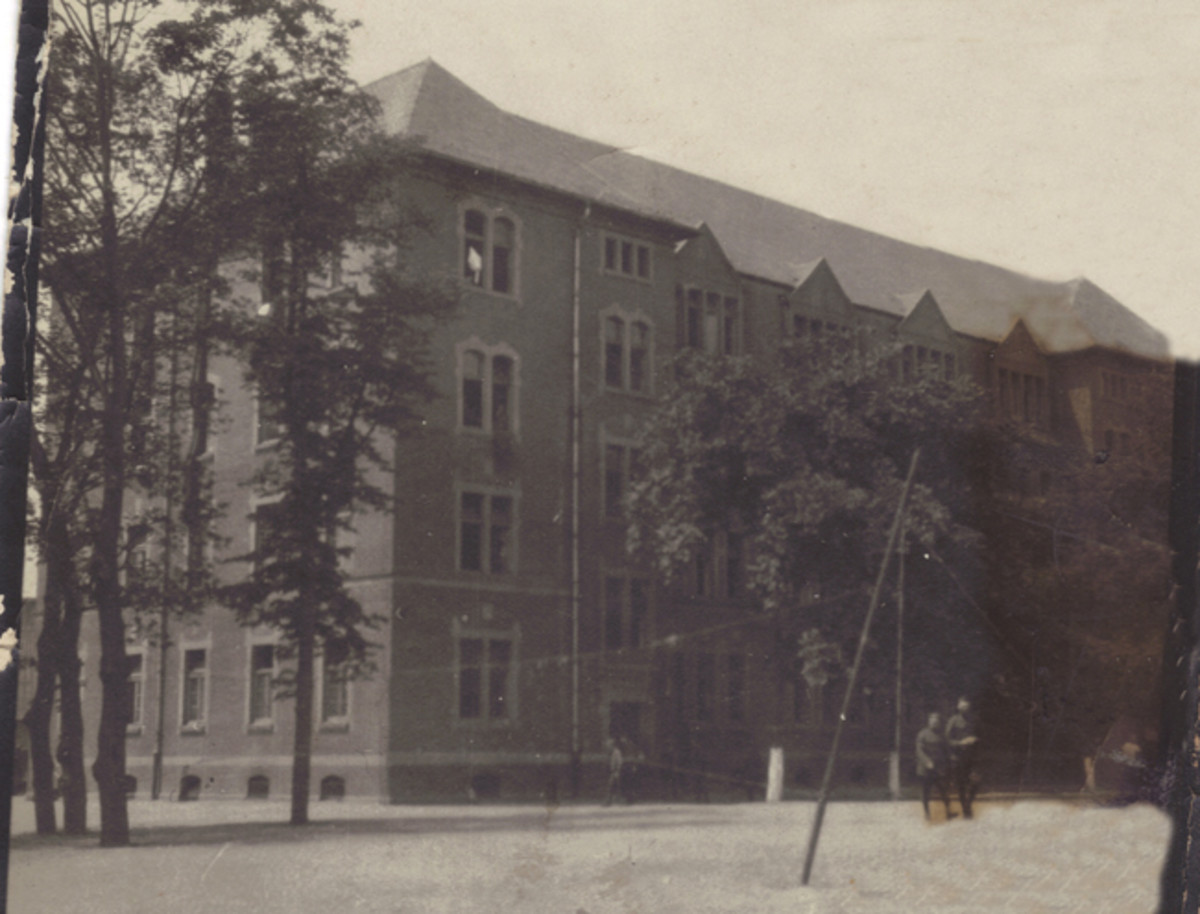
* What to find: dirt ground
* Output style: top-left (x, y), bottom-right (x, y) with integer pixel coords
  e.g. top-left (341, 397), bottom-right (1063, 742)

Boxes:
top-left (7, 794), bottom-right (1171, 913)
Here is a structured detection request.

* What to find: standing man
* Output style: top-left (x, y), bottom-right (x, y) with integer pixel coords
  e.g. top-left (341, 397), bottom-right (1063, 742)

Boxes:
top-left (604, 737), bottom-right (625, 806)
top-left (915, 711), bottom-right (952, 820)
top-left (946, 696), bottom-right (980, 818)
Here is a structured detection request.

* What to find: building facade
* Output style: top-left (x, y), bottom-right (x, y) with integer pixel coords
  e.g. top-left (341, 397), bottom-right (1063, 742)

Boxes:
top-left (49, 60), bottom-right (1172, 803)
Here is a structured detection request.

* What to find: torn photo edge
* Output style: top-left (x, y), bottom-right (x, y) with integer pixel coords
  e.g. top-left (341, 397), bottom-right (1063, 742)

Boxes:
top-left (0, 0), bottom-right (46, 905)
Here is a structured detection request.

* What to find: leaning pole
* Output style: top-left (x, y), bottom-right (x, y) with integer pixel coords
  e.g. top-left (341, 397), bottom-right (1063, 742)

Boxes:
top-left (801, 449), bottom-right (920, 886)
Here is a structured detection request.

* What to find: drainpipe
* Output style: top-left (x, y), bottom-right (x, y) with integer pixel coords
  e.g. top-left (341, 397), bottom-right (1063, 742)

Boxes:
top-left (569, 207), bottom-right (586, 796)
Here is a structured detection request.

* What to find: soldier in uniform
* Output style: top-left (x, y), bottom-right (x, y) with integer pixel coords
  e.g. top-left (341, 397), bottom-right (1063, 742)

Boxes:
top-left (946, 696), bottom-right (980, 818)
top-left (915, 711), bottom-right (952, 820)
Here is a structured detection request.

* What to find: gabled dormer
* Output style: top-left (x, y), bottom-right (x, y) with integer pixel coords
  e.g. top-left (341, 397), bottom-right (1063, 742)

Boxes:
top-left (993, 319), bottom-right (1050, 427)
top-left (673, 224), bottom-right (744, 355)
top-left (780, 258), bottom-right (856, 341)
top-left (893, 290), bottom-right (960, 382)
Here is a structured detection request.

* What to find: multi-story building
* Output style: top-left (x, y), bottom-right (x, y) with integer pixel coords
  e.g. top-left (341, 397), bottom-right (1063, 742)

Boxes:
top-left (54, 59), bottom-right (1171, 803)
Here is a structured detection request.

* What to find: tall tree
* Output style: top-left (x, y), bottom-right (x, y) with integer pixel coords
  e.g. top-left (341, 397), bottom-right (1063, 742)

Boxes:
top-left (43, 0), bottom-right (246, 845)
top-left (626, 339), bottom-right (991, 719)
top-left (219, 3), bottom-right (455, 825)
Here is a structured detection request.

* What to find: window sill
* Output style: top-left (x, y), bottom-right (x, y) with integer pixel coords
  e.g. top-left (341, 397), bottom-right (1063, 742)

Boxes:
top-left (601, 269), bottom-right (653, 285)
top-left (319, 720), bottom-right (350, 733)
top-left (247, 721), bottom-right (274, 734)
top-left (453, 717), bottom-right (515, 729)
top-left (602, 386), bottom-right (656, 401)
top-left (125, 725), bottom-right (143, 737)
top-left (180, 723), bottom-right (207, 735)
top-left (254, 439), bottom-right (281, 452)
top-left (461, 282), bottom-right (521, 304)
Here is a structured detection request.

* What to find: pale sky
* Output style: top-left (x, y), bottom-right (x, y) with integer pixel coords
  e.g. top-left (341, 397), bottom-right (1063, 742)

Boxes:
top-left (333, 0), bottom-right (1200, 359)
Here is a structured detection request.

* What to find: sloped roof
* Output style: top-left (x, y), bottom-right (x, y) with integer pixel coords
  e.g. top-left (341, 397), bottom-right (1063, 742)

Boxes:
top-left (366, 60), bottom-right (1169, 360)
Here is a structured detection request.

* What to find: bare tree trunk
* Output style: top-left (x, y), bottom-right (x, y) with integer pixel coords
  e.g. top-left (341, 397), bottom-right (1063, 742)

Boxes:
top-left (291, 597), bottom-right (315, 825)
top-left (24, 589), bottom-right (60, 835)
top-left (57, 596), bottom-right (87, 835)
top-left (91, 299), bottom-right (131, 847)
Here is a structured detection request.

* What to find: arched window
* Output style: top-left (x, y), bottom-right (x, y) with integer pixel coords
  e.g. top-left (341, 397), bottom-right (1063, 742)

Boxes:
top-left (461, 207), bottom-right (519, 296)
top-left (462, 350), bottom-right (485, 428)
top-left (320, 775), bottom-right (346, 801)
top-left (247, 775), bottom-right (270, 799)
top-left (600, 307), bottom-right (654, 394)
top-left (457, 342), bottom-right (520, 435)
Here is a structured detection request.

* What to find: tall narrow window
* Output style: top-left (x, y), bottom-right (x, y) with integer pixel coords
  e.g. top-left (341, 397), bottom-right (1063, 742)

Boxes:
top-left (256, 393), bottom-right (283, 446)
top-left (492, 356), bottom-right (512, 433)
top-left (491, 218), bottom-right (514, 294)
top-left (723, 298), bottom-right (739, 356)
top-left (183, 649), bottom-right (207, 729)
top-left (605, 317), bottom-right (625, 388)
top-left (686, 290), bottom-right (703, 349)
top-left (125, 653), bottom-right (144, 731)
top-left (322, 661), bottom-right (349, 723)
top-left (488, 640), bottom-right (511, 719)
top-left (630, 322), bottom-right (649, 392)
top-left (726, 532), bottom-right (744, 598)
top-left (462, 350), bottom-right (485, 428)
top-left (460, 493), bottom-right (484, 572)
top-left (249, 644), bottom-right (274, 726)
top-left (459, 638), bottom-right (483, 718)
top-left (489, 496), bottom-right (512, 574)
top-left (463, 209), bottom-right (486, 286)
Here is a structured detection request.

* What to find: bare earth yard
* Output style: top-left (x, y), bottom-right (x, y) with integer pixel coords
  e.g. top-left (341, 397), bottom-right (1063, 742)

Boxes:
top-left (7, 795), bottom-right (1170, 913)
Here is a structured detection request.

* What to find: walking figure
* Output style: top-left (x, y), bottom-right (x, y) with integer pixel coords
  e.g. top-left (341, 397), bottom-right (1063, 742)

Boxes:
top-left (916, 711), bottom-right (952, 820)
top-left (946, 696), bottom-right (980, 818)
top-left (604, 738), bottom-right (625, 806)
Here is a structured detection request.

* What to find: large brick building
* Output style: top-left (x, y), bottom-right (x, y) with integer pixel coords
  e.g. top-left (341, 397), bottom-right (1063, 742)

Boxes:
top-left (53, 60), bottom-right (1172, 803)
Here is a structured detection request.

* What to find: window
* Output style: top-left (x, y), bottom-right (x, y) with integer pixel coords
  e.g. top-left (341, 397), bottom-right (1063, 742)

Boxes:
top-left (182, 648), bottom-right (207, 730)
top-left (996, 368), bottom-right (1046, 425)
top-left (457, 635), bottom-right (514, 721)
top-left (458, 491), bottom-right (515, 574)
top-left (321, 660), bottom-right (349, 725)
top-left (603, 234), bottom-right (652, 280)
top-left (723, 298), bottom-right (740, 356)
top-left (600, 308), bottom-right (653, 393)
top-left (125, 652), bottom-right (144, 732)
top-left (727, 654), bottom-right (746, 722)
top-left (603, 576), bottom-right (650, 652)
top-left (603, 443), bottom-right (643, 518)
top-left (1102, 372), bottom-right (1130, 401)
top-left (252, 499), bottom-right (285, 571)
top-left (689, 530), bottom-right (743, 600)
top-left (458, 343), bottom-right (520, 435)
top-left (462, 207), bottom-right (518, 295)
top-left (255, 392), bottom-right (283, 446)
top-left (248, 644), bottom-right (274, 727)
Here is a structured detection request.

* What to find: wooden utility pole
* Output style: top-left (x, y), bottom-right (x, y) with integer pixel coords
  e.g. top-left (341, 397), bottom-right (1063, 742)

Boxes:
top-left (889, 521), bottom-right (906, 799)
top-left (802, 450), bottom-right (920, 886)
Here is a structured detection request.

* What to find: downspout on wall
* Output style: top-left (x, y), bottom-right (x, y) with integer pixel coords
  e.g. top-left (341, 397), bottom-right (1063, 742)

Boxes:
top-left (568, 206), bottom-right (587, 796)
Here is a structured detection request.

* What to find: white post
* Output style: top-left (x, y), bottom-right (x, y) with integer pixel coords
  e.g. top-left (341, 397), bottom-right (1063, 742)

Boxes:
top-left (766, 747), bottom-right (784, 802)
